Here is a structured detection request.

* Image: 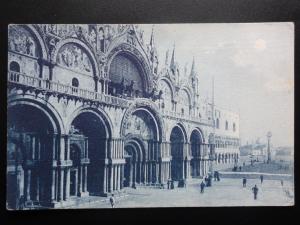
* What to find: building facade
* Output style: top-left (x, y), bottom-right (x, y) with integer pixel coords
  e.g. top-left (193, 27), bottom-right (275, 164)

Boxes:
top-left (7, 24), bottom-right (240, 209)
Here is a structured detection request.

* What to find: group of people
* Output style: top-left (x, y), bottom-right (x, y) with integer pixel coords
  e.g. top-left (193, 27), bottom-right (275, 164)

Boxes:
top-left (167, 179), bottom-right (175, 189)
top-left (200, 171), bottom-right (221, 193)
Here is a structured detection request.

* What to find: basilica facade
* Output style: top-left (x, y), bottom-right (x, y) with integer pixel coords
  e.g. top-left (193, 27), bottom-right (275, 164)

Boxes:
top-left (7, 24), bottom-right (240, 209)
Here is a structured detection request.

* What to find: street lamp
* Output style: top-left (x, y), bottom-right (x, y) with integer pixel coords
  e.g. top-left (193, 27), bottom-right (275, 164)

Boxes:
top-left (267, 131), bottom-right (272, 164)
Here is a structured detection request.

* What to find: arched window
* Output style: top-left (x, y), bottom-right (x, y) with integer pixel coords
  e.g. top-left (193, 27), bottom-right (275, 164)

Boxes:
top-left (72, 78), bottom-right (79, 87)
top-left (216, 118), bottom-right (220, 129)
top-left (9, 61), bottom-right (20, 72)
top-left (233, 123), bottom-right (236, 132)
top-left (225, 121), bottom-right (228, 130)
top-left (9, 61), bottom-right (20, 82)
top-left (72, 77), bottom-right (79, 94)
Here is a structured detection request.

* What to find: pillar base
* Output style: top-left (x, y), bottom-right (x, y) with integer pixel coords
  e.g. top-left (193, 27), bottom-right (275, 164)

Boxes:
top-left (89, 191), bottom-right (109, 197)
top-left (77, 191), bottom-right (89, 197)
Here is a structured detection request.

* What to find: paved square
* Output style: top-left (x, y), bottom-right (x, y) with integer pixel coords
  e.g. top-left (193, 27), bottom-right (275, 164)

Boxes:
top-left (70, 178), bottom-right (294, 208)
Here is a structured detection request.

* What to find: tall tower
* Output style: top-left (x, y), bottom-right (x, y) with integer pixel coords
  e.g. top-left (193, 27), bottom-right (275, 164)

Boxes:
top-left (267, 131), bottom-right (272, 163)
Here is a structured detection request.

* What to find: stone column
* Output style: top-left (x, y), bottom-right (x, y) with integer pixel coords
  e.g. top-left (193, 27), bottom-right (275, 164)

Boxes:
top-left (148, 162), bottom-right (152, 183)
top-left (103, 165), bottom-right (107, 193)
top-left (30, 135), bottom-right (36, 160)
top-left (51, 168), bottom-right (56, 202)
top-left (115, 165), bottom-right (118, 190)
top-left (142, 162), bottom-right (145, 184)
top-left (118, 164), bottom-right (121, 190)
top-left (145, 162), bottom-right (148, 184)
top-left (139, 161), bottom-right (143, 183)
top-left (58, 168), bottom-right (64, 201)
top-left (120, 164), bottom-right (124, 189)
top-left (112, 165), bottom-right (115, 191)
top-left (133, 162), bottom-right (136, 186)
top-left (35, 172), bottom-right (40, 201)
top-left (64, 168), bottom-right (70, 200)
top-left (24, 169), bottom-right (31, 201)
top-left (158, 162), bottom-right (162, 183)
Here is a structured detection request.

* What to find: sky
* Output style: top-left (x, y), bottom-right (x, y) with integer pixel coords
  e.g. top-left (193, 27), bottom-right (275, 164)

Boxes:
top-left (139, 23), bottom-right (294, 147)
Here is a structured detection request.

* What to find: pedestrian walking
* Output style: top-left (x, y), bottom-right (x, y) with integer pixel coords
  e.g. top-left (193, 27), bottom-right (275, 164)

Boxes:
top-left (242, 177), bottom-right (247, 187)
top-left (281, 179), bottom-right (284, 186)
top-left (204, 175), bottom-right (208, 186)
top-left (239, 166), bottom-right (242, 171)
top-left (170, 180), bottom-right (174, 189)
top-left (208, 174), bottom-right (212, 186)
top-left (200, 181), bottom-right (205, 193)
top-left (260, 175), bottom-right (264, 184)
top-left (217, 171), bottom-right (220, 181)
top-left (109, 194), bottom-right (115, 208)
top-left (252, 185), bottom-right (259, 200)
top-left (167, 180), bottom-right (170, 189)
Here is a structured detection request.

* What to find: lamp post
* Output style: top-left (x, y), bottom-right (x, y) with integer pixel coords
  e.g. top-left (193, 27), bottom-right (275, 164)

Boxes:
top-left (267, 132), bottom-right (272, 164)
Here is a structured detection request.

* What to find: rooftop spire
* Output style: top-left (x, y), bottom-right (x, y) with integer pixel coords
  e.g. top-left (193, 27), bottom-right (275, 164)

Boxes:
top-left (190, 57), bottom-right (195, 76)
top-left (150, 25), bottom-right (155, 47)
top-left (170, 43), bottom-right (176, 72)
top-left (165, 49), bottom-right (169, 66)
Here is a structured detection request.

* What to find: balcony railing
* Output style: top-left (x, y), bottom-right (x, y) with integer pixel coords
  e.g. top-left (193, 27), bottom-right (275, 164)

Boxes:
top-left (8, 71), bottom-right (214, 126)
top-left (162, 110), bottom-right (213, 126)
top-left (8, 71), bottom-right (131, 108)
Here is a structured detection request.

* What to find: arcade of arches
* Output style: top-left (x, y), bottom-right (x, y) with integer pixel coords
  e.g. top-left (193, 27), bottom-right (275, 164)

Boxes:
top-left (7, 102), bottom-right (215, 208)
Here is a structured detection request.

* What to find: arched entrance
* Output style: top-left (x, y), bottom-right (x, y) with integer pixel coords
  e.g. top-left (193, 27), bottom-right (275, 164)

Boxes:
top-left (190, 129), bottom-right (203, 178)
top-left (69, 109), bottom-right (111, 196)
top-left (7, 104), bottom-right (58, 209)
top-left (170, 126), bottom-right (186, 181)
top-left (122, 103), bottom-right (163, 186)
top-left (123, 139), bottom-right (144, 188)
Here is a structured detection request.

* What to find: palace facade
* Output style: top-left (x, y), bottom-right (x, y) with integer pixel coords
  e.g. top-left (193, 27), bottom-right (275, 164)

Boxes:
top-left (7, 24), bottom-right (240, 209)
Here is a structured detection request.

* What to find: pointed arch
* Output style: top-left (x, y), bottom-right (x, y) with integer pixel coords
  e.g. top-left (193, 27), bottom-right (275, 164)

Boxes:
top-left (157, 76), bottom-right (175, 101)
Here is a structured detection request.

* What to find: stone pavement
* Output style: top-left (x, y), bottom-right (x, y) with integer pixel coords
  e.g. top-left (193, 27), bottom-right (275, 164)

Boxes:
top-left (68, 178), bottom-right (294, 208)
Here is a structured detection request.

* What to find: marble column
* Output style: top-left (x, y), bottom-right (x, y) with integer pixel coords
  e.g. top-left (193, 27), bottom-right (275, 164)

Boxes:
top-left (120, 165), bottom-right (124, 189)
top-left (109, 165), bottom-right (113, 192)
top-left (103, 165), bottom-right (107, 193)
top-left (64, 168), bottom-right (70, 200)
top-left (58, 168), bottom-right (64, 201)
top-left (117, 165), bottom-right (121, 190)
top-left (25, 169), bottom-right (31, 201)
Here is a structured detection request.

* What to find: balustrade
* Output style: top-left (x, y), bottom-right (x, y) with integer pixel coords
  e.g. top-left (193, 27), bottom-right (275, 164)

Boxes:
top-left (8, 71), bottom-right (130, 108)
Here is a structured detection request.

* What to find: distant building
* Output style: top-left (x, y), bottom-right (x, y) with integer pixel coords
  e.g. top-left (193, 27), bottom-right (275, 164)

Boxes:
top-left (274, 146), bottom-right (293, 162)
top-left (239, 139), bottom-right (267, 162)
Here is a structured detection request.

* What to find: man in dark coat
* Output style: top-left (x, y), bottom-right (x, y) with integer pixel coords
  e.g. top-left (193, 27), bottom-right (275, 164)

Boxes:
top-left (200, 181), bottom-right (205, 193)
top-left (260, 175), bottom-right (264, 184)
top-left (242, 177), bottom-right (247, 187)
top-left (252, 185), bottom-right (259, 200)
top-left (109, 194), bottom-right (116, 208)
top-left (170, 180), bottom-right (174, 189)
top-left (217, 171), bottom-right (220, 181)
